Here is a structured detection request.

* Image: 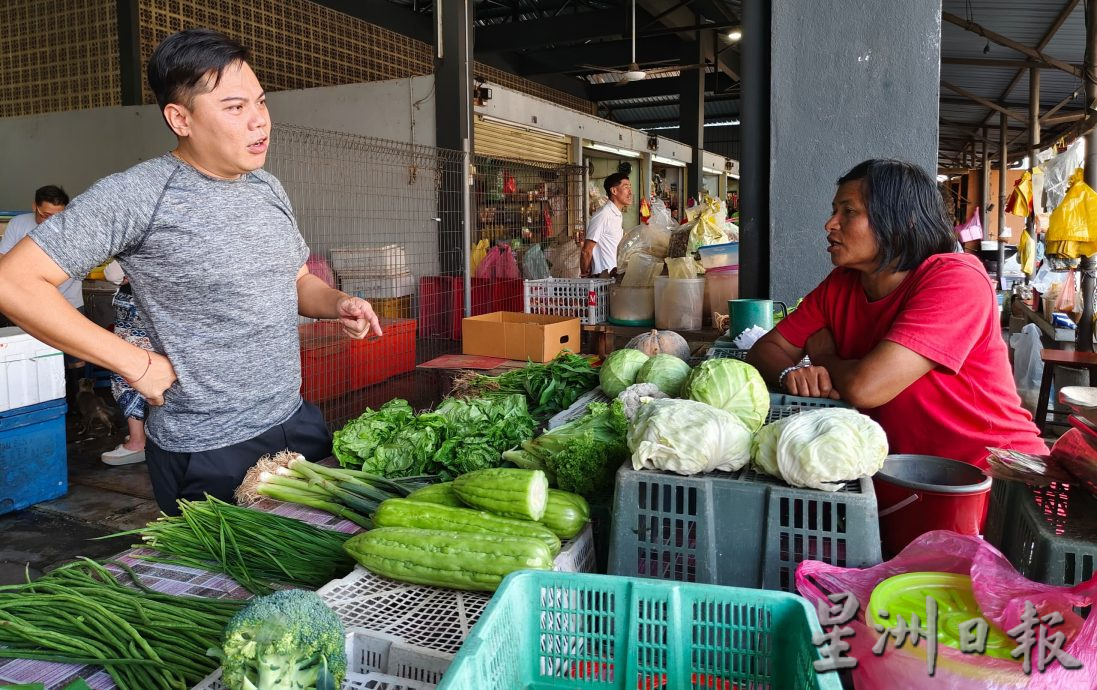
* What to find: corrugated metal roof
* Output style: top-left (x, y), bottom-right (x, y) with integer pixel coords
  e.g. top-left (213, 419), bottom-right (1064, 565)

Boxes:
top-left (938, 0), bottom-right (1084, 160)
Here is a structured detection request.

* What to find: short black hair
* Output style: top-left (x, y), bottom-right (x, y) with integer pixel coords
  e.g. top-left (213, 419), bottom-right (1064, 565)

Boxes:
top-left (603, 172), bottom-right (630, 197)
top-left (836, 159), bottom-right (956, 272)
top-left (147, 28), bottom-right (250, 116)
top-left (35, 185), bottom-right (69, 207)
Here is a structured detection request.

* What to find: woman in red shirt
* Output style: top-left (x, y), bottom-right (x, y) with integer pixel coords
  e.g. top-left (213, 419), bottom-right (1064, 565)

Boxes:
top-left (746, 159), bottom-right (1048, 467)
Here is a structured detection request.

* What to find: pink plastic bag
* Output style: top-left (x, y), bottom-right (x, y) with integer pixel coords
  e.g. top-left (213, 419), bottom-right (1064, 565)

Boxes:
top-left (797, 531), bottom-right (1097, 689)
top-left (474, 244), bottom-right (522, 281)
top-left (955, 211), bottom-right (984, 244)
top-left (307, 254), bottom-right (337, 288)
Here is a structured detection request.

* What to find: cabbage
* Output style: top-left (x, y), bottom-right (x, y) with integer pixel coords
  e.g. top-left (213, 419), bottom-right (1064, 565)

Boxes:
top-left (599, 349), bottom-right (650, 397)
top-left (635, 353), bottom-right (691, 396)
top-left (628, 398), bottom-right (752, 475)
top-left (775, 408), bottom-right (889, 491)
top-left (682, 359), bottom-right (770, 432)
top-left (750, 417), bottom-right (788, 476)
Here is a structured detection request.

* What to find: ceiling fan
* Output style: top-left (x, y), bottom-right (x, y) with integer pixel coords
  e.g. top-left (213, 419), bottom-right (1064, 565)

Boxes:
top-left (578, 0), bottom-right (709, 84)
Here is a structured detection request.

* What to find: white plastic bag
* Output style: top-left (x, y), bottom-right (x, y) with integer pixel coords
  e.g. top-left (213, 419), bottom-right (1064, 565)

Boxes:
top-left (1011, 323), bottom-right (1044, 413)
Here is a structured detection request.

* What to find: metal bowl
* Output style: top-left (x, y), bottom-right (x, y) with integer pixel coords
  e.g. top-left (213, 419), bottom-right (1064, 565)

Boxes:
top-left (1058, 386), bottom-right (1097, 426)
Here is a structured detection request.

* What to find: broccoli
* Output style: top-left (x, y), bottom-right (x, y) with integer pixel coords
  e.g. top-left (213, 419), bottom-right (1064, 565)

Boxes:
top-left (218, 589), bottom-right (347, 690)
top-left (502, 400), bottom-right (629, 500)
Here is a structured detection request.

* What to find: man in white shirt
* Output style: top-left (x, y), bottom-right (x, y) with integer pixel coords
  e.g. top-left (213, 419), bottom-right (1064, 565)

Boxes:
top-left (0, 185), bottom-right (82, 311)
top-left (581, 172), bottom-right (633, 277)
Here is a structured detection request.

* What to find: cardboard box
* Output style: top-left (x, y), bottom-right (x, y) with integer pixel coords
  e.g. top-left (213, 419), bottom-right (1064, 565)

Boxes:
top-left (462, 312), bottom-right (580, 362)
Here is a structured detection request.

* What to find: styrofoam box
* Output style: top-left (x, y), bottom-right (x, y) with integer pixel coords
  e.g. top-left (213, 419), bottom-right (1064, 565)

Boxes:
top-left (191, 628), bottom-right (445, 689)
top-left (0, 327), bottom-right (64, 413)
top-left (339, 271), bottom-right (417, 299)
top-left (331, 245), bottom-right (409, 275)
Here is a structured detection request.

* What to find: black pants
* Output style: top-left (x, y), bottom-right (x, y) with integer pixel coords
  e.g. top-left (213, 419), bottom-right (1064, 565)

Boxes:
top-left (145, 400), bottom-right (332, 514)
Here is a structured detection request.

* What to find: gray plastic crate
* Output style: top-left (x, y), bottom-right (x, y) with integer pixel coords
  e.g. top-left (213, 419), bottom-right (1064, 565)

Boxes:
top-left (607, 461), bottom-right (881, 592)
top-left (986, 480), bottom-right (1097, 586)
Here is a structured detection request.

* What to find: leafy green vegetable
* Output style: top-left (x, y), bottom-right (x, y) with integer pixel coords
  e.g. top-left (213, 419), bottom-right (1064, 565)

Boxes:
top-left (502, 400), bottom-right (629, 500)
top-left (450, 352), bottom-right (600, 419)
top-left (333, 395), bottom-right (536, 479)
top-left (767, 408), bottom-right (889, 491)
top-left (628, 398), bottom-right (752, 475)
top-left (599, 348), bottom-right (649, 397)
top-left (682, 358), bottom-right (770, 432)
top-left (635, 353), bottom-right (691, 396)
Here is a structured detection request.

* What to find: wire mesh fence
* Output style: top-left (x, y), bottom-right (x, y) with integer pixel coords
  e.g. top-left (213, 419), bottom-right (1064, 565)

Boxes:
top-left (265, 124), bottom-right (584, 428)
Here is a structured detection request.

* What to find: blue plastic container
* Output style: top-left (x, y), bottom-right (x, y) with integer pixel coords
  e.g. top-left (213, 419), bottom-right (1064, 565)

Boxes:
top-left (0, 398), bottom-right (67, 514)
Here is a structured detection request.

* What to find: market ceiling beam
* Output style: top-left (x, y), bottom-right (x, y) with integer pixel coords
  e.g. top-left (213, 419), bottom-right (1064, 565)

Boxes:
top-left (942, 10), bottom-right (1082, 79)
top-left (310, 0), bottom-right (433, 43)
top-left (940, 81), bottom-right (1027, 123)
top-left (941, 56), bottom-right (1081, 71)
top-left (639, 0), bottom-right (739, 81)
top-left (518, 37), bottom-right (685, 76)
top-left (476, 9), bottom-right (624, 52)
top-left (587, 71), bottom-right (729, 101)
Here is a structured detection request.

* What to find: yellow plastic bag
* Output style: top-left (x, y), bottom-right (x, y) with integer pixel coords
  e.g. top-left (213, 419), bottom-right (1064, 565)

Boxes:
top-left (1046, 169), bottom-right (1097, 258)
top-left (470, 239), bottom-right (489, 275)
top-left (1006, 170), bottom-right (1032, 216)
top-left (1017, 229), bottom-right (1035, 276)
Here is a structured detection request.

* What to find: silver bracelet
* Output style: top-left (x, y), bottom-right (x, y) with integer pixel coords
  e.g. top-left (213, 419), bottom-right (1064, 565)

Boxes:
top-left (778, 364), bottom-right (806, 392)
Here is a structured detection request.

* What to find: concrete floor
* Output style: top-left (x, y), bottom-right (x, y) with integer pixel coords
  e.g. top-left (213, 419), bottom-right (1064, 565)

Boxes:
top-left (0, 368), bottom-right (450, 585)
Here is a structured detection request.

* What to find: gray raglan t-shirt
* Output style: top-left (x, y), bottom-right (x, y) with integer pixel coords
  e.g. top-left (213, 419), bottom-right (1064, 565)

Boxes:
top-left (31, 153), bottom-right (310, 453)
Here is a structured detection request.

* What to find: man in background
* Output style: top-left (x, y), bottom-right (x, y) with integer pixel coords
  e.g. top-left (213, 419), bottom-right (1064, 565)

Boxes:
top-left (0, 186), bottom-right (80, 311)
top-left (581, 172), bottom-right (632, 277)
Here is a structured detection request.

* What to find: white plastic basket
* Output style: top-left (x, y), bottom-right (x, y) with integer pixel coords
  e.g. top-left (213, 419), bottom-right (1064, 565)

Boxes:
top-left (191, 628), bottom-right (444, 689)
top-left (331, 245), bottom-right (409, 275)
top-left (545, 387), bottom-right (612, 430)
top-left (313, 525), bottom-right (596, 656)
top-left (523, 278), bottom-right (612, 325)
top-left (338, 271), bottom-right (417, 299)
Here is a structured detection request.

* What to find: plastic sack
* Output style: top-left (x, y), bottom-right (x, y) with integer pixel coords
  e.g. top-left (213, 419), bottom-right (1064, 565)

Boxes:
top-left (1042, 140), bottom-right (1086, 211)
top-left (1046, 170), bottom-right (1097, 259)
top-left (955, 211), bottom-right (984, 244)
top-left (689, 196), bottom-right (729, 254)
top-left (1055, 269), bottom-right (1078, 314)
top-left (649, 197), bottom-right (675, 232)
top-left (521, 244), bottom-right (551, 280)
top-left (474, 244), bottom-right (522, 281)
top-left (620, 252), bottom-right (663, 287)
top-left (618, 222), bottom-right (672, 270)
top-left (1012, 323), bottom-right (1044, 413)
top-left (797, 531), bottom-right (1097, 690)
top-left (665, 256), bottom-right (701, 279)
top-left (546, 239), bottom-right (581, 279)
top-left (1007, 171), bottom-right (1033, 217)
top-left (470, 239), bottom-right (489, 276)
top-left (1018, 230), bottom-right (1035, 277)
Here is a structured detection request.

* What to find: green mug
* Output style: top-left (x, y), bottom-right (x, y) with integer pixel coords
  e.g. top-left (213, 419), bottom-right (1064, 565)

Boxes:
top-left (728, 299), bottom-right (788, 337)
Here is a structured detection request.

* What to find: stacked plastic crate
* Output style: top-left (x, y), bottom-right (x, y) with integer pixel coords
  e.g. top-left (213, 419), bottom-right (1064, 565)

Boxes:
top-left (0, 327), bottom-right (68, 514)
top-left (331, 245), bottom-right (415, 320)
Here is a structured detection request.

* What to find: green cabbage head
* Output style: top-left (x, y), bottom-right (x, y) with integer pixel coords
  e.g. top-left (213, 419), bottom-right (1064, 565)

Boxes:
top-left (628, 398), bottom-right (752, 475)
top-left (775, 408), bottom-right (889, 491)
top-left (750, 416), bottom-right (789, 476)
top-left (682, 358), bottom-right (770, 432)
top-left (635, 353), bottom-right (692, 396)
top-left (599, 348), bottom-right (650, 397)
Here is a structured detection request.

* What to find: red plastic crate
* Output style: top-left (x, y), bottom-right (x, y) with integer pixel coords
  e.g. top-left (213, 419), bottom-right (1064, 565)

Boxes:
top-left (417, 276), bottom-right (522, 339)
top-left (299, 318), bottom-right (417, 403)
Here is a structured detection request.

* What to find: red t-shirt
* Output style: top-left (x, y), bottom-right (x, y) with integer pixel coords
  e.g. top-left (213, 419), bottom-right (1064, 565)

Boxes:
top-left (776, 253), bottom-right (1048, 467)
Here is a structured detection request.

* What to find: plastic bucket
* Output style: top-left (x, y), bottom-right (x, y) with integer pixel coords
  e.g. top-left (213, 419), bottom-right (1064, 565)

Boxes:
top-left (872, 454), bottom-right (992, 558)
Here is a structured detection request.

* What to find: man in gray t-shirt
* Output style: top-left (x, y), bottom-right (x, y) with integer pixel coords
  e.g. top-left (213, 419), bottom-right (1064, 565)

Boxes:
top-left (0, 29), bottom-right (381, 513)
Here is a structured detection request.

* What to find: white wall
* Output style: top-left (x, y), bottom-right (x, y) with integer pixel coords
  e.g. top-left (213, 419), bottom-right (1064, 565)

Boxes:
top-left (0, 76), bottom-right (436, 209)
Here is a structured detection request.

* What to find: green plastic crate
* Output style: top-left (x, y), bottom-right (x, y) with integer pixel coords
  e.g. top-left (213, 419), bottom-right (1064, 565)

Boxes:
top-left (438, 570), bottom-right (842, 690)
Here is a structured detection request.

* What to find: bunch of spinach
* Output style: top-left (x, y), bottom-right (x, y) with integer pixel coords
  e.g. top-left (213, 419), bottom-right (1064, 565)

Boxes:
top-left (450, 352), bottom-right (600, 420)
top-left (333, 394), bottom-right (535, 479)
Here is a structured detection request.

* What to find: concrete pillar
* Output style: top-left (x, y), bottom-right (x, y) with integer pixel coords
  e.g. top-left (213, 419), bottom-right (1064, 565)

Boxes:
top-left (679, 28), bottom-right (706, 202)
top-left (1079, 0), bottom-right (1097, 350)
top-left (998, 112), bottom-right (1008, 285)
top-left (752, 0), bottom-right (942, 302)
top-left (738, 0), bottom-right (770, 298)
top-left (434, 0), bottom-right (474, 279)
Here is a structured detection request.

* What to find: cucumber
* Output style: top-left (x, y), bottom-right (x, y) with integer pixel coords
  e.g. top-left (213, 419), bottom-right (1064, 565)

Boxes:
top-left (373, 498), bottom-right (561, 555)
top-left (343, 527), bottom-right (554, 592)
top-left (539, 489), bottom-right (590, 539)
top-left (405, 482), bottom-right (463, 507)
top-left (452, 468), bottom-right (549, 521)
